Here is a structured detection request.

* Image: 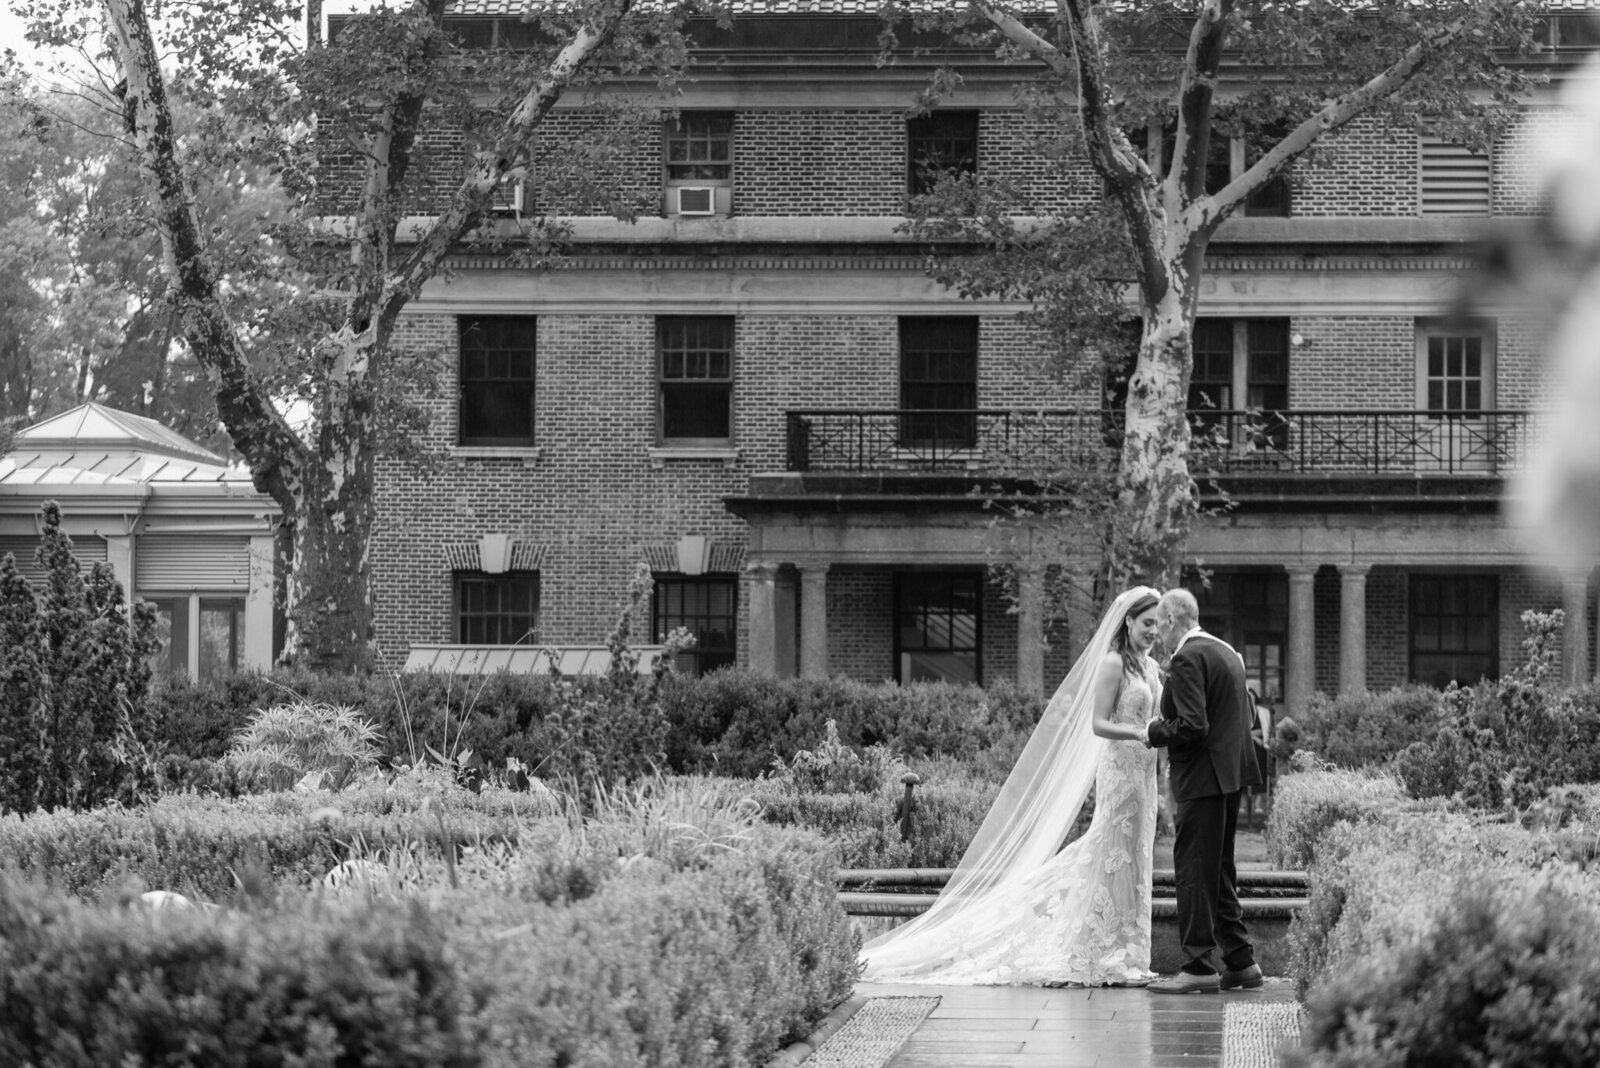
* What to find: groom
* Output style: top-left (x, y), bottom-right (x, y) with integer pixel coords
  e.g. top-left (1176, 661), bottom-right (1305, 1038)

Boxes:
top-left (1139, 588), bottom-right (1264, 995)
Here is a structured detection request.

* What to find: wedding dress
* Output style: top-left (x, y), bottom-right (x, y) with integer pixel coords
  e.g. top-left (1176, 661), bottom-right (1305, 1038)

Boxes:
top-left (859, 586), bottom-right (1162, 987)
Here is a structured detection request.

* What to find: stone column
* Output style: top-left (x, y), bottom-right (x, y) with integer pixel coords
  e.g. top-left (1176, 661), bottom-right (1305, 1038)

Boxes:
top-left (1286, 565), bottom-right (1318, 720)
top-left (1563, 570), bottom-right (1590, 686)
top-left (1014, 565), bottom-right (1045, 695)
top-left (102, 534), bottom-right (134, 599)
top-left (1337, 563), bottom-right (1371, 696)
top-left (745, 562), bottom-right (778, 675)
top-left (799, 564), bottom-right (830, 678)
top-left (245, 534), bottom-right (276, 670)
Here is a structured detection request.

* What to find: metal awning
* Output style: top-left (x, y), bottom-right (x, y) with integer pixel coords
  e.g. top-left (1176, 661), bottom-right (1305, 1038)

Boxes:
top-left (402, 644), bottom-right (665, 676)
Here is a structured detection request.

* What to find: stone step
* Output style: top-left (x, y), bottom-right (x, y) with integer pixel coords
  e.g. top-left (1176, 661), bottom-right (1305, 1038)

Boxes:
top-left (837, 868), bottom-right (1308, 894)
top-left (838, 892), bottom-right (1308, 919)
top-left (841, 877), bottom-right (1309, 976)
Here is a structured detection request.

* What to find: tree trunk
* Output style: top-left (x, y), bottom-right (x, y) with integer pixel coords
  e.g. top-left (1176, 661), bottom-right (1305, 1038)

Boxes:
top-left (283, 395), bottom-right (377, 673)
top-left (1112, 281), bottom-right (1201, 588)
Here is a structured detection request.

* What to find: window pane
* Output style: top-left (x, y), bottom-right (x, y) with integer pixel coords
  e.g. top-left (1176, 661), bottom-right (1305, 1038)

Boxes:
top-left (1411, 575), bottom-right (1497, 686)
top-left (455, 572), bottom-right (540, 644)
top-left (662, 383), bottom-right (731, 439)
top-left (895, 572), bottom-right (981, 684)
top-left (459, 316), bottom-right (536, 445)
top-left (666, 113), bottom-right (732, 180)
top-left (198, 598), bottom-right (244, 681)
top-left (659, 317), bottom-right (734, 442)
top-left (653, 574), bottom-right (737, 676)
top-left (907, 111), bottom-right (979, 195)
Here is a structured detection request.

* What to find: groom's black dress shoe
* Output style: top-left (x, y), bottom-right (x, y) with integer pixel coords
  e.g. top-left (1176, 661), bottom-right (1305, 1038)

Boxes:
top-left (1220, 964), bottom-right (1264, 990)
top-left (1146, 972), bottom-right (1220, 995)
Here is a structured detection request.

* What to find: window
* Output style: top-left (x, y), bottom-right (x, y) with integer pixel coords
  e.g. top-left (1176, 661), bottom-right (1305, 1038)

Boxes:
top-left (147, 594), bottom-right (246, 682)
top-left (908, 111), bottom-right (978, 195)
top-left (1418, 322), bottom-right (1492, 417)
top-left (1189, 318), bottom-right (1290, 446)
top-left (1191, 572), bottom-right (1287, 705)
top-left (899, 317), bottom-right (979, 449)
top-left (895, 572), bottom-right (981, 684)
top-left (658, 316), bottom-right (734, 443)
top-left (653, 574), bottom-right (737, 675)
top-left (665, 113), bottom-right (732, 215)
top-left (459, 316), bottom-right (536, 446)
top-left (455, 571), bottom-right (540, 644)
top-left (1411, 575), bottom-right (1498, 688)
top-left (1420, 138), bottom-right (1491, 216)
top-left (1131, 123), bottom-right (1290, 216)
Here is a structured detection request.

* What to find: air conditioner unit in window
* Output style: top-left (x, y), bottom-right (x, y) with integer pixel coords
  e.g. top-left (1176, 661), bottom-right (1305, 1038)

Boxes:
top-left (675, 186), bottom-right (716, 216)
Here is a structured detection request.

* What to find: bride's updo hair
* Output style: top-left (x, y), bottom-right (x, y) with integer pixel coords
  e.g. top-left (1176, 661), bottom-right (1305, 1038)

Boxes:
top-left (1112, 589), bottom-right (1161, 679)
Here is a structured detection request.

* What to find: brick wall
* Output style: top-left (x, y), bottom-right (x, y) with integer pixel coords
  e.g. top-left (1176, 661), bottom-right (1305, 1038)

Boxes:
top-left (1291, 115), bottom-right (1418, 217)
top-left (827, 567), bottom-right (894, 681)
top-left (372, 313), bottom-right (751, 660)
top-left (1366, 567), bottom-right (1409, 690)
top-left (735, 315), bottom-right (899, 471)
top-left (979, 110), bottom-right (1102, 214)
top-left (733, 111), bottom-right (905, 216)
top-left (1289, 317), bottom-right (1417, 408)
top-left (1494, 107), bottom-right (1577, 217)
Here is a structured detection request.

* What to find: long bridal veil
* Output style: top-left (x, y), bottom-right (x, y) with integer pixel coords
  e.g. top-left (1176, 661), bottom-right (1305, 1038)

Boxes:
top-left (859, 584), bottom-right (1161, 978)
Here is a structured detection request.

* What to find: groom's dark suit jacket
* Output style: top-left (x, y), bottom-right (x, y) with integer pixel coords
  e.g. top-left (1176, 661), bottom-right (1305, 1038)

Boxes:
top-left (1148, 632), bottom-right (1263, 803)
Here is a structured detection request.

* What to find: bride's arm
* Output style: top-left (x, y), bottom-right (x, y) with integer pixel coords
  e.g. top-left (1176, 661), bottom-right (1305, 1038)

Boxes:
top-left (1090, 653), bottom-right (1143, 741)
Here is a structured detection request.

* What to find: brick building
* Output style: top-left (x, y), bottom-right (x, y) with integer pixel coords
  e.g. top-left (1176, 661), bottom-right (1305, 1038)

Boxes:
top-left (364, 4), bottom-right (1595, 721)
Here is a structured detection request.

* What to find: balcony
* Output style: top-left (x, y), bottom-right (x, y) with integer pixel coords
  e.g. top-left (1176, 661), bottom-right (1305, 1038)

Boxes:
top-left (786, 408), bottom-right (1541, 475)
top-left (731, 408), bottom-right (1548, 517)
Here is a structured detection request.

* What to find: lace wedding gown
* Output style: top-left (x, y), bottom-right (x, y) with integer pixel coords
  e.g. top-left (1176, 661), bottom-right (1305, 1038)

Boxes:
top-left (862, 658), bottom-right (1161, 986)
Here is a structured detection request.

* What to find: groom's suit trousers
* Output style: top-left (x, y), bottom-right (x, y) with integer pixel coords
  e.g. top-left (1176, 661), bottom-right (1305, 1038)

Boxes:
top-left (1172, 788), bottom-right (1253, 976)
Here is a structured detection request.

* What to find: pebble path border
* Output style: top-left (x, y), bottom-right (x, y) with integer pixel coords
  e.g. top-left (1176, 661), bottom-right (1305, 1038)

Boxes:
top-left (791, 996), bottom-right (939, 1068)
top-left (1223, 1001), bottom-right (1305, 1068)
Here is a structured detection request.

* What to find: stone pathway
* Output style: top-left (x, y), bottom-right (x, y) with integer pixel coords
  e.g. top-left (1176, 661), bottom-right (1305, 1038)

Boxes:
top-left (798, 979), bottom-right (1302, 1068)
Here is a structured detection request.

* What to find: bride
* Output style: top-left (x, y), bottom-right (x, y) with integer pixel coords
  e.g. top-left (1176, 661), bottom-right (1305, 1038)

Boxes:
top-left (859, 586), bottom-right (1163, 986)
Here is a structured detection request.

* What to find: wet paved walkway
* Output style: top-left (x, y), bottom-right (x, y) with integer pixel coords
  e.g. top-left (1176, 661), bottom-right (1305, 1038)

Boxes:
top-left (846, 979), bottom-right (1301, 1068)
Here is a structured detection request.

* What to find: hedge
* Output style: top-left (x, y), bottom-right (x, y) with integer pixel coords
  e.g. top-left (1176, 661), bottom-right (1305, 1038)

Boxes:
top-left (0, 786), bottom-right (856, 1068)
top-left (140, 667), bottom-right (1043, 787)
top-left (0, 773), bottom-right (549, 901)
top-left (1283, 812), bottom-right (1600, 1067)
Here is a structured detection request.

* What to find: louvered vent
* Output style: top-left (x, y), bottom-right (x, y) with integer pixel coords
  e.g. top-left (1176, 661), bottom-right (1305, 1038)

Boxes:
top-left (135, 536), bottom-right (250, 590)
top-left (0, 536), bottom-right (107, 585)
top-left (1420, 139), bottom-right (1491, 215)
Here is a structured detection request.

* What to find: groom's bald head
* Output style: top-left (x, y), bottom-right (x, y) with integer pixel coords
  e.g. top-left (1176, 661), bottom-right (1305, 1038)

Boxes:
top-left (1158, 588), bottom-right (1198, 647)
top-left (1161, 588), bottom-right (1198, 627)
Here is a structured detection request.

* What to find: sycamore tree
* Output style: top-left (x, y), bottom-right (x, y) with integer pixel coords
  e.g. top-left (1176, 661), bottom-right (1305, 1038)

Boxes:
top-left (898, 0), bottom-right (1541, 588)
top-left (7, 0), bottom-right (727, 671)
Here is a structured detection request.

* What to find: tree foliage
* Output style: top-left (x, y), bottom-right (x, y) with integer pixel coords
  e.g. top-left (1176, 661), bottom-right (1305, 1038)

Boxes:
top-left (897, 0), bottom-right (1542, 590)
top-left (0, 501), bottom-right (161, 813)
top-left (6, 0), bottom-right (728, 671)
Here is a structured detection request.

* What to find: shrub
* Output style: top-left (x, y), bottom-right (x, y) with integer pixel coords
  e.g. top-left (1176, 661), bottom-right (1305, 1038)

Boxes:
top-left (750, 763), bottom-right (1001, 869)
top-left (1389, 609), bottom-right (1600, 814)
top-left (0, 502), bottom-right (161, 813)
top-left (0, 778), bottom-right (544, 901)
top-left (1266, 763), bottom-right (1415, 869)
top-left (226, 699), bottom-right (383, 791)
top-left (0, 783), bottom-right (857, 1068)
top-left (1295, 685), bottom-right (1444, 770)
top-left (1288, 867), bottom-right (1600, 1068)
top-left (0, 874), bottom-right (490, 1067)
top-left (1285, 812), bottom-right (1489, 999)
top-left (769, 719), bottom-right (902, 794)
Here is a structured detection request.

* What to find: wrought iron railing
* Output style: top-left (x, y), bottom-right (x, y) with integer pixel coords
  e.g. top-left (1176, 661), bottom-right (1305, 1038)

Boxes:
top-left (784, 408), bottom-right (1545, 476)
